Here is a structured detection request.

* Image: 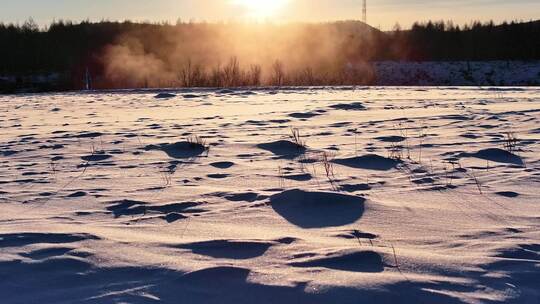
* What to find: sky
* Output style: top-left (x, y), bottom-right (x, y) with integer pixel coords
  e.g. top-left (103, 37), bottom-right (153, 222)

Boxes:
top-left (1, 0), bottom-right (539, 30)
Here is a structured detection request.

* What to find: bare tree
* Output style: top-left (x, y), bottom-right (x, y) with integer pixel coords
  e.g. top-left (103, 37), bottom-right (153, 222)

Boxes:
top-left (223, 56), bottom-right (241, 87)
top-left (271, 60), bottom-right (285, 86)
top-left (299, 67), bottom-right (315, 86)
top-left (179, 58), bottom-right (207, 87)
top-left (247, 64), bottom-right (262, 86)
top-left (210, 63), bottom-right (223, 87)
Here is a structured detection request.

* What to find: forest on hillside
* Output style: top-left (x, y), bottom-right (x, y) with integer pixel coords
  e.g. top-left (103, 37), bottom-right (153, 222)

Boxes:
top-left (0, 19), bottom-right (539, 91)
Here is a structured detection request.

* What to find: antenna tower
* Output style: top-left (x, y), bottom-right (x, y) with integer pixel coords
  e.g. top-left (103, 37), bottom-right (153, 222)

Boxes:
top-left (362, 0), bottom-right (367, 24)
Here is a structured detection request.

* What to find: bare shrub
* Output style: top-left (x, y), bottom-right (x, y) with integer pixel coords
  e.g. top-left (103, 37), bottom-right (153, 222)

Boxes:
top-left (271, 60), bottom-right (285, 86)
top-left (320, 152), bottom-right (335, 180)
top-left (159, 164), bottom-right (173, 188)
top-left (187, 135), bottom-right (207, 149)
top-left (290, 127), bottom-right (307, 148)
top-left (467, 169), bottom-right (483, 194)
top-left (210, 63), bottom-right (224, 87)
top-left (223, 56), bottom-right (241, 87)
top-left (180, 59), bottom-right (206, 87)
top-left (388, 142), bottom-right (406, 161)
top-left (503, 132), bottom-right (519, 153)
top-left (247, 64), bottom-right (262, 86)
top-left (277, 165), bottom-right (285, 188)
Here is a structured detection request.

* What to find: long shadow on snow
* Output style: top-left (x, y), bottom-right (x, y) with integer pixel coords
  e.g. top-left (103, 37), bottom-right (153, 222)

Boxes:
top-left (257, 140), bottom-right (306, 160)
top-left (0, 233), bottom-right (99, 248)
top-left (174, 240), bottom-right (273, 259)
top-left (0, 257), bottom-right (464, 304)
top-left (290, 251), bottom-right (385, 273)
top-left (333, 154), bottom-right (401, 171)
top-left (269, 189), bottom-right (365, 228)
top-left (105, 200), bottom-right (206, 222)
top-left (459, 148), bottom-right (524, 166)
top-left (144, 141), bottom-right (207, 159)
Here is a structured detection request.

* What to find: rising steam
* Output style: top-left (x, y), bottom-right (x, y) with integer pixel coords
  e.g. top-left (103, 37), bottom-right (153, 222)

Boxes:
top-left (101, 21), bottom-right (380, 88)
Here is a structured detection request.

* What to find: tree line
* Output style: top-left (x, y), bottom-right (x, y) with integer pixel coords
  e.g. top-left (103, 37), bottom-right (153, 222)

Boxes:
top-left (0, 19), bottom-right (538, 91)
top-left (395, 20), bottom-right (540, 61)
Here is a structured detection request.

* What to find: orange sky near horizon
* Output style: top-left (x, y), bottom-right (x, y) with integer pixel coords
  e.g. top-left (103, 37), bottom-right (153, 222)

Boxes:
top-left (1, 0), bottom-right (539, 30)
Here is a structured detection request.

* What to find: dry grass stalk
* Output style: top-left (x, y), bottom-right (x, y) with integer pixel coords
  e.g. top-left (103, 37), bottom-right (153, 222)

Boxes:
top-left (290, 127), bottom-right (307, 148)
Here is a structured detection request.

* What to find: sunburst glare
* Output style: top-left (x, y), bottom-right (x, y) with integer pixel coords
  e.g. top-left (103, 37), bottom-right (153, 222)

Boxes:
top-left (232, 0), bottom-right (289, 19)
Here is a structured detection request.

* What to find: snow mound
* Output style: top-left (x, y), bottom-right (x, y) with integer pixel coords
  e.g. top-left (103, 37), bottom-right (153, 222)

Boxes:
top-left (154, 93), bottom-right (176, 99)
top-left (81, 153), bottom-right (112, 162)
top-left (270, 189), bottom-right (365, 228)
top-left (257, 140), bottom-right (306, 159)
top-left (145, 141), bottom-right (207, 159)
top-left (461, 148), bottom-right (523, 165)
top-left (175, 240), bottom-right (274, 259)
top-left (290, 250), bottom-right (384, 272)
top-left (330, 102), bottom-right (366, 111)
top-left (333, 154), bottom-right (401, 171)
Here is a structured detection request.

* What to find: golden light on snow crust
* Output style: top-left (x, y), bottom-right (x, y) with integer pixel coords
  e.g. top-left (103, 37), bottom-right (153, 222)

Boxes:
top-left (232, 0), bottom-right (289, 19)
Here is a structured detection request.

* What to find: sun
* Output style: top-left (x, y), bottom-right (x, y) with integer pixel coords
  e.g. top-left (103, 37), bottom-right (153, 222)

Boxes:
top-left (232, 0), bottom-right (288, 19)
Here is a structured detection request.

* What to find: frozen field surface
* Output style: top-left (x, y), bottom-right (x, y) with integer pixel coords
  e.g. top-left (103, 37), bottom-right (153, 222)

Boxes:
top-left (0, 87), bottom-right (539, 303)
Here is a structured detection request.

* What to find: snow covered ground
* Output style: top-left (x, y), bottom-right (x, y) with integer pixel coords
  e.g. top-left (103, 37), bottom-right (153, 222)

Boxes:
top-left (374, 61), bottom-right (540, 86)
top-left (0, 87), bottom-right (539, 303)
